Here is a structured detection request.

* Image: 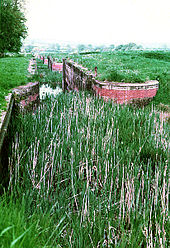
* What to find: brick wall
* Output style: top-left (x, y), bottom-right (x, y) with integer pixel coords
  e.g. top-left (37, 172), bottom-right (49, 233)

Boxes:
top-left (52, 63), bottom-right (63, 72)
top-left (93, 81), bottom-right (159, 105)
top-left (13, 82), bottom-right (39, 111)
top-left (62, 59), bottom-right (94, 91)
top-left (40, 56), bottom-right (63, 72)
top-left (63, 59), bottom-right (159, 105)
top-left (0, 82), bottom-right (39, 191)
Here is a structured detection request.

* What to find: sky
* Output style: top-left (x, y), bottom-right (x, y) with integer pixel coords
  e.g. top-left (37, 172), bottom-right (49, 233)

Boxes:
top-left (25, 0), bottom-right (170, 47)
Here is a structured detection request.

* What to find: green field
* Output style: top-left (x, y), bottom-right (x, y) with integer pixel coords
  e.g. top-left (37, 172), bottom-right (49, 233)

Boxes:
top-left (1, 92), bottom-right (169, 247)
top-left (0, 56), bottom-right (31, 112)
top-left (70, 50), bottom-right (170, 83)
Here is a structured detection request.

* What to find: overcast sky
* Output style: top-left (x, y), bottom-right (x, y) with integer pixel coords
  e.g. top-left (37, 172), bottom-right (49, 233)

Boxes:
top-left (25, 0), bottom-right (170, 46)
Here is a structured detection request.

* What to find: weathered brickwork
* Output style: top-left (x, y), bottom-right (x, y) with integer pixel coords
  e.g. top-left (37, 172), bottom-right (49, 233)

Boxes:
top-left (0, 82), bottom-right (39, 190)
top-left (63, 59), bottom-right (159, 105)
top-left (40, 56), bottom-right (63, 72)
top-left (52, 63), bottom-right (63, 72)
top-left (63, 59), bottom-right (94, 92)
top-left (13, 82), bottom-right (39, 111)
top-left (93, 82), bottom-right (158, 104)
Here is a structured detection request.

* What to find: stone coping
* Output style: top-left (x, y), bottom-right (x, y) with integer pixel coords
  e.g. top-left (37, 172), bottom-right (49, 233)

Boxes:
top-left (94, 80), bottom-right (159, 87)
top-left (13, 82), bottom-right (39, 94)
top-left (94, 80), bottom-right (159, 90)
top-left (65, 59), bottom-right (94, 77)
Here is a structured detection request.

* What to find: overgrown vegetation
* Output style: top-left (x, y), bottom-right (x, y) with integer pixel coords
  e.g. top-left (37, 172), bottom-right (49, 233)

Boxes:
top-left (70, 50), bottom-right (169, 86)
top-left (1, 92), bottom-right (168, 247)
top-left (0, 56), bottom-right (30, 112)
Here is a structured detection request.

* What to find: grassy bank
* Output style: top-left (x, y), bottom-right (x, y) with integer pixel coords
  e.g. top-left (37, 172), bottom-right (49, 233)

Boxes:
top-left (1, 92), bottom-right (168, 247)
top-left (0, 56), bottom-right (31, 112)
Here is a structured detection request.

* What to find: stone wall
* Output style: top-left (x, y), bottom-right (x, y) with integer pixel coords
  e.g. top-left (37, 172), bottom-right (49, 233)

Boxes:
top-left (0, 82), bottom-right (39, 191)
top-left (63, 59), bottom-right (159, 105)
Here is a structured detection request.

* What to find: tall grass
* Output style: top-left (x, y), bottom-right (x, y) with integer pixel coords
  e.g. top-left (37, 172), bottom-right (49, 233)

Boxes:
top-left (3, 92), bottom-right (169, 247)
top-left (0, 193), bottom-right (66, 248)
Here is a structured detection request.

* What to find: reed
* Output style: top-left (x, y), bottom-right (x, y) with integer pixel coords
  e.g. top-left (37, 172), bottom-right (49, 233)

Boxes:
top-left (3, 91), bottom-right (168, 247)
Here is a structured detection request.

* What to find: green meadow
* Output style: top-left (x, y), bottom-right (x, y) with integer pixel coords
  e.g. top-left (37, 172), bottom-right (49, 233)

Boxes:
top-left (70, 50), bottom-right (170, 83)
top-left (0, 56), bottom-right (31, 112)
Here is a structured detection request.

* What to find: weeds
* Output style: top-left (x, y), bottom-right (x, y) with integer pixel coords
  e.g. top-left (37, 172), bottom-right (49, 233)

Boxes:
top-left (4, 92), bottom-right (169, 247)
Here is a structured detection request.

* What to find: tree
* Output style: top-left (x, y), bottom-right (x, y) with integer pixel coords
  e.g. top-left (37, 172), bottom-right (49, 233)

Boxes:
top-left (25, 44), bottom-right (34, 53)
top-left (87, 44), bottom-right (93, 50)
top-left (0, 0), bottom-right (27, 56)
